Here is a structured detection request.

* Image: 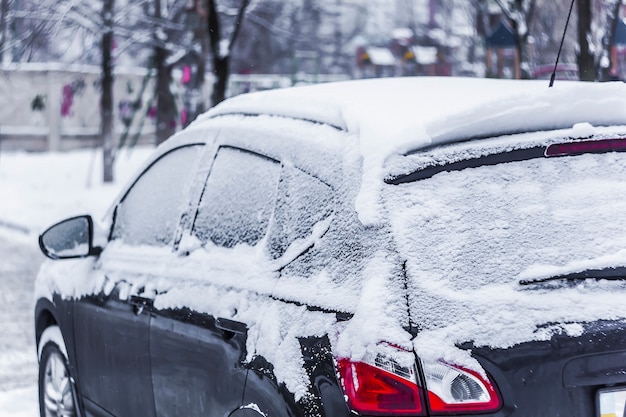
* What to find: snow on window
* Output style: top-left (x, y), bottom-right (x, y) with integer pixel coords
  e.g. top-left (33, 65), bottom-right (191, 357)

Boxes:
top-left (112, 145), bottom-right (203, 246)
top-left (193, 147), bottom-right (281, 248)
top-left (384, 151), bottom-right (626, 359)
top-left (269, 167), bottom-right (334, 259)
top-left (389, 152), bottom-right (626, 291)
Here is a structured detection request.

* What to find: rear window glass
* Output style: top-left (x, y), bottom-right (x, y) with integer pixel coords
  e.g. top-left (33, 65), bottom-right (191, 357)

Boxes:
top-left (386, 152), bottom-right (626, 290)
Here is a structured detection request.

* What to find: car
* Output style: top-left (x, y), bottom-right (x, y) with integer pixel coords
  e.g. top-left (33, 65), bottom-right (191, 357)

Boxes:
top-left (35, 76), bottom-right (626, 417)
top-left (532, 63), bottom-right (579, 81)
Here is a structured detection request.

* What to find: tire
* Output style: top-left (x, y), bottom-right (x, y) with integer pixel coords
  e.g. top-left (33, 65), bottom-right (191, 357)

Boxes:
top-left (38, 329), bottom-right (77, 417)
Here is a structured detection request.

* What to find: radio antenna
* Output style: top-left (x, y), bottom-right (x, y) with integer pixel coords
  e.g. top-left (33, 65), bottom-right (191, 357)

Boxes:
top-left (550, 0), bottom-right (576, 87)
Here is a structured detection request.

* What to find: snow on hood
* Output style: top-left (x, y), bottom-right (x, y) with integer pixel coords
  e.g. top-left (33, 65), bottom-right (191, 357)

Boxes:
top-left (202, 77), bottom-right (626, 225)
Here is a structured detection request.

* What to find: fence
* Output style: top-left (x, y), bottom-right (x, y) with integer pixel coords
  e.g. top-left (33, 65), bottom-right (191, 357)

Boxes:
top-left (0, 63), bottom-right (159, 151)
top-left (0, 64), bottom-right (351, 152)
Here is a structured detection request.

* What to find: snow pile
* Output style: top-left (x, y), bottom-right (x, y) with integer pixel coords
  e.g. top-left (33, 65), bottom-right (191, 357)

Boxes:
top-left (0, 387), bottom-right (37, 417)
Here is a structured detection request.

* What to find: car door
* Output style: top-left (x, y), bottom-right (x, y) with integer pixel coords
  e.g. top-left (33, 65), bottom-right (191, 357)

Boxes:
top-left (240, 161), bottom-right (344, 417)
top-left (72, 144), bottom-right (205, 417)
top-left (149, 145), bottom-right (282, 417)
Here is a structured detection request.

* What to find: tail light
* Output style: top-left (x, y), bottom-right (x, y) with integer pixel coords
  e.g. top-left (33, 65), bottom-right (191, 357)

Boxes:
top-left (335, 347), bottom-right (501, 416)
top-left (545, 137), bottom-right (626, 157)
top-left (422, 361), bottom-right (501, 414)
top-left (336, 354), bottom-right (425, 416)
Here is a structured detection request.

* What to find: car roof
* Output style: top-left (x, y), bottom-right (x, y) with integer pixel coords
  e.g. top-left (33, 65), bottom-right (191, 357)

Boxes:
top-left (197, 77), bottom-right (626, 155)
top-left (169, 77), bottom-right (626, 226)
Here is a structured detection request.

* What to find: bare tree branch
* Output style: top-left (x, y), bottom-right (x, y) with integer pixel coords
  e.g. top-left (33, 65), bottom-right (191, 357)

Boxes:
top-left (228, 0), bottom-right (250, 50)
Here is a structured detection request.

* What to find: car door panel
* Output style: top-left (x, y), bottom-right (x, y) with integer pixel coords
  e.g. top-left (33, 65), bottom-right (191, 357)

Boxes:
top-left (73, 282), bottom-right (154, 417)
top-left (150, 307), bottom-right (248, 417)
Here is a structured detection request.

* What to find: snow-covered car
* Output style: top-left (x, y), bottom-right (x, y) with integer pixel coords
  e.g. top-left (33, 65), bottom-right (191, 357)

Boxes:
top-left (35, 77), bottom-right (626, 417)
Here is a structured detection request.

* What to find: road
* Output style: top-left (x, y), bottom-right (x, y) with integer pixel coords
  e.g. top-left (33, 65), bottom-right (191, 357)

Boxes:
top-left (0, 230), bottom-right (43, 392)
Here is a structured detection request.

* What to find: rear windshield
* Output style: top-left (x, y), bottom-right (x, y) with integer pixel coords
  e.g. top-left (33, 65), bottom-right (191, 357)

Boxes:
top-left (385, 151), bottom-right (626, 290)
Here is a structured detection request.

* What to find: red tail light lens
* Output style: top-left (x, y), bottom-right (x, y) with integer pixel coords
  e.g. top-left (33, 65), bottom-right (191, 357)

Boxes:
top-left (336, 358), bottom-right (425, 416)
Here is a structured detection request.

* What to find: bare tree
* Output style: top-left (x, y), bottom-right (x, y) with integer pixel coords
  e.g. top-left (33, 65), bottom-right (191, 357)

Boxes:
top-left (0, 0), bottom-right (8, 62)
top-left (494, 0), bottom-right (536, 78)
top-left (206, 0), bottom-right (251, 107)
top-left (102, 0), bottom-right (115, 182)
top-left (576, 0), bottom-right (594, 80)
top-left (597, 0), bottom-right (623, 81)
top-left (153, 0), bottom-right (179, 144)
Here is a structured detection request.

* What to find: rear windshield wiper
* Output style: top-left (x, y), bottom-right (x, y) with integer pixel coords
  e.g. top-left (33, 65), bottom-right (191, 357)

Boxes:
top-left (519, 267), bottom-right (626, 286)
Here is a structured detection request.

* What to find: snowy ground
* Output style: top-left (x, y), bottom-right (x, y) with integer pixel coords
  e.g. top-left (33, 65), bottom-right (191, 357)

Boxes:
top-left (0, 146), bottom-right (154, 416)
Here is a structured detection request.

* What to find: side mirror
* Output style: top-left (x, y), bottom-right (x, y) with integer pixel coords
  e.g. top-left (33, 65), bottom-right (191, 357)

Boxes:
top-left (39, 215), bottom-right (103, 260)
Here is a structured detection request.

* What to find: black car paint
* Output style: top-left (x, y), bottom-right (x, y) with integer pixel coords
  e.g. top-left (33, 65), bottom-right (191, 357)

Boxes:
top-left (39, 286), bottom-right (626, 417)
top-left (36, 288), bottom-right (352, 417)
top-left (72, 286), bottom-right (154, 417)
top-left (149, 307), bottom-right (248, 417)
top-left (465, 319), bottom-right (626, 417)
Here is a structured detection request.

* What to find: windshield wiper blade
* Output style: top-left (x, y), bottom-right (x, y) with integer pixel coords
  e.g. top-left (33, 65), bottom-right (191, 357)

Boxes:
top-left (519, 267), bottom-right (626, 286)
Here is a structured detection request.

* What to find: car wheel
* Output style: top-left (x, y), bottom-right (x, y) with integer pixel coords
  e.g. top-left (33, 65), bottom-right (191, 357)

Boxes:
top-left (38, 331), bottom-right (77, 417)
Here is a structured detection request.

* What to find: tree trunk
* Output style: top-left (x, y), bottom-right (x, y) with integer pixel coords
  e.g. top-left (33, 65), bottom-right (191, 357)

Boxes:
top-left (598, 0), bottom-right (622, 81)
top-left (206, 0), bottom-right (250, 108)
top-left (576, 0), bottom-right (594, 81)
top-left (154, 45), bottom-right (176, 145)
top-left (0, 0), bottom-right (9, 63)
top-left (101, 0), bottom-right (115, 183)
top-left (207, 0), bottom-right (225, 107)
top-left (515, 33), bottom-right (532, 79)
top-left (154, 0), bottom-right (177, 145)
top-left (211, 55), bottom-right (229, 106)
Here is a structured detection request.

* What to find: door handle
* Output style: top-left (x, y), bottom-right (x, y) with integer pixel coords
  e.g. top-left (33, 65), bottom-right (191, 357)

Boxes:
top-left (215, 317), bottom-right (247, 335)
top-left (129, 296), bottom-right (153, 316)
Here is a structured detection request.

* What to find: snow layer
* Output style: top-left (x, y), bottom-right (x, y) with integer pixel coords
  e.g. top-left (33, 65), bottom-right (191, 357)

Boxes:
top-left (203, 77), bottom-right (626, 224)
top-left (386, 145), bottom-right (626, 369)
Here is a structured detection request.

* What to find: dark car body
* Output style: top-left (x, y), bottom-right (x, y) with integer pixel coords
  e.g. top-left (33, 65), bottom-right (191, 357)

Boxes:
top-left (35, 77), bottom-right (626, 417)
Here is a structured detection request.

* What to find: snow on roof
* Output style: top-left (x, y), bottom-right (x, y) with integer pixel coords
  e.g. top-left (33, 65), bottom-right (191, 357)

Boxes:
top-left (412, 46), bottom-right (438, 64)
top-left (392, 27), bottom-right (414, 41)
top-left (205, 77), bottom-right (626, 153)
top-left (202, 77), bottom-right (626, 224)
top-left (365, 47), bottom-right (396, 66)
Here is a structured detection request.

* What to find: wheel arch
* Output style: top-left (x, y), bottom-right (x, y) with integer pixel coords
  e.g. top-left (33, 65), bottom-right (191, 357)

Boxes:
top-left (34, 298), bottom-right (60, 351)
top-left (242, 335), bottom-right (351, 417)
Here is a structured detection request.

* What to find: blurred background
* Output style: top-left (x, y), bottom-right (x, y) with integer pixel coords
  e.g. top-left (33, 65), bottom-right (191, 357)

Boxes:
top-left (0, 0), bottom-right (625, 181)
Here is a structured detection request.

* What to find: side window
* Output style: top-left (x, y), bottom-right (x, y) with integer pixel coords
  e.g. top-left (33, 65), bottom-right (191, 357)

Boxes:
top-left (111, 145), bottom-right (203, 246)
top-left (192, 147), bottom-right (281, 248)
top-left (269, 167), bottom-right (334, 259)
